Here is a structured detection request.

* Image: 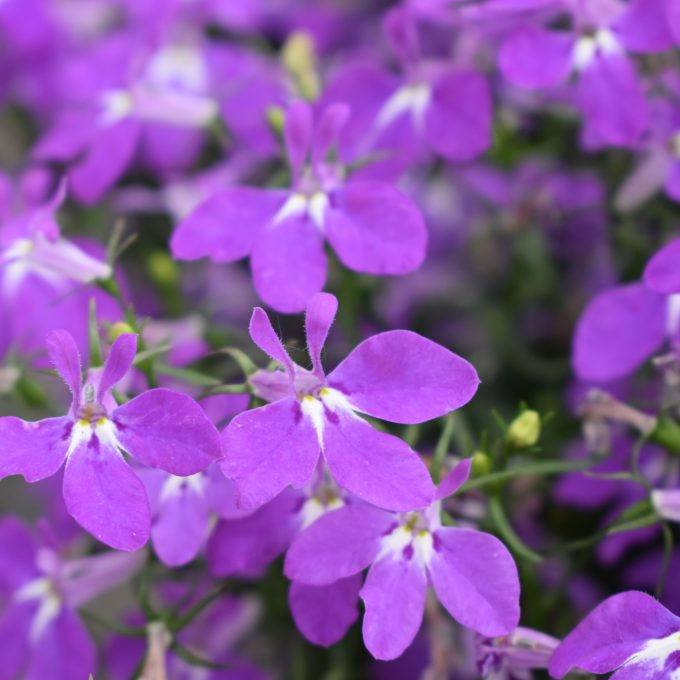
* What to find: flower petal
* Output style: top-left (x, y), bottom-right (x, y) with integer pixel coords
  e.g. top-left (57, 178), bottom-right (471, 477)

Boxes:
top-left (69, 118), bottom-right (140, 204)
top-left (0, 417), bottom-right (70, 483)
top-left (328, 330), bottom-right (479, 424)
top-left (429, 527), bottom-right (520, 637)
top-left (311, 103), bottom-right (350, 167)
top-left (284, 504), bottom-right (391, 585)
top-left (0, 602), bottom-right (33, 680)
top-left (0, 517), bottom-right (39, 594)
top-left (113, 388), bottom-right (221, 476)
top-left (572, 283), bottom-right (668, 381)
top-left (151, 482), bottom-right (210, 567)
top-left (25, 607), bottom-right (96, 680)
top-left (425, 70), bottom-right (493, 161)
top-left (206, 489), bottom-right (302, 577)
top-left (435, 458), bottom-right (472, 501)
top-left (170, 188), bottom-right (286, 262)
top-left (249, 307), bottom-right (295, 378)
top-left (614, 0), bottom-right (676, 53)
top-left (63, 437), bottom-right (150, 551)
top-left (360, 554), bottom-right (427, 660)
top-left (644, 238), bottom-right (680, 294)
top-left (289, 576), bottom-right (362, 647)
top-left (549, 591), bottom-right (680, 678)
top-left (284, 101), bottom-right (313, 184)
top-left (97, 333), bottom-right (137, 402)
top-left (251, 215), bottom-right (327, 314)
top-left (322, 410), bottom-right (434, 511)
top-left (499, 26), bottom-right (573, 88)
top-left (305, 292), bottom-right (338, 378)
top-left (46, 330), bottom-right (82, 404)
top-left (325, 182), bottom-right (427, 275)
top-left (221, 397), bottom-right (320, 510)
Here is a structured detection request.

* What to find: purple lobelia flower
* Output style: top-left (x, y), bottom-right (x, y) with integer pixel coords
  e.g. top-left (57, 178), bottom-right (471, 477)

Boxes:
top-left (614, 71), bottom-right (680, 211)
top-left (0, 516), bottom-right (142, 680)
top-left (0, 330), bottom-right (221, 551)
top-left (170, 100), bottom-right (428, 312)
top-left (550, 591), bottom-right (680, 679)
top-left (498, 0), bottom-right (667, 148)
top-left (139, 463), bottom-right (246, 567)
top-left (285, 459), bottom-right (520, 660)
top-left (572, 281), bottom-right (677, 382)
top-left (476, 627), bottom-right (559, 679)
top-left (321, 7), bottom-right (492, 167)
top-left (221, 292), bottom-right (479, 511)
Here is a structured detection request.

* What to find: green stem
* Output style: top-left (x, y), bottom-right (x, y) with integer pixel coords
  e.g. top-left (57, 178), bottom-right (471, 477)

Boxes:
top-left (488, 493), bottom-right (542, 563)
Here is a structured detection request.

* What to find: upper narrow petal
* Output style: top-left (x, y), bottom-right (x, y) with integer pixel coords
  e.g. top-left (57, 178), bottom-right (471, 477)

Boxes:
top-left (97, 333), bottom-right (137, 402)
top-left (305, 292), bottom-right (338, 378)
top-left (46, 330), bottom-right (82, 404)
top-left (328, 330), bottom-right (479, 424)
top-left (113, 388), bottom-right (222, 476)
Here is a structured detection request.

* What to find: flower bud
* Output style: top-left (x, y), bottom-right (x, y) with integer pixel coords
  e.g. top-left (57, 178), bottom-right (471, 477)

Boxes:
top-left (148, 251), bottom-right (178, 287)
top-left (506, 410), bottom-right (541, 448)
top-left (282, 31), bottom-right (320, 100)
top-left (471, 451), bottom-right (492, 476)
top-left (108, 322), bottom-right (135, 343)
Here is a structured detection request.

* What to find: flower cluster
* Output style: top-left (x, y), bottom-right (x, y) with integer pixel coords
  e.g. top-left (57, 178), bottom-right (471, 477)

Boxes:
top-left (1, 0), bottom-right (680, 677)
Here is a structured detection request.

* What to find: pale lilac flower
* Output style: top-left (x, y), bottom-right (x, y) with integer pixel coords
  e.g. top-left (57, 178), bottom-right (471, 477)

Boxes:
top-left (0, 516), bottom-right (142, 680)
top-left (322, 7), bottom-right (492, 166)
top-left (550, 591), bottom-right (680, 679)
top-left (171, 101), bottom-right (427, 312)
top-left (221, 292), bottom-right (479, 511)
top-left (477, 627), bottom-right (559, 679)
top-left (498, 0), bottom-right (662, 148)
top-left (0, 330), bottom-right (221, 550)
top-left (285, 459), bottom-right (520, 660)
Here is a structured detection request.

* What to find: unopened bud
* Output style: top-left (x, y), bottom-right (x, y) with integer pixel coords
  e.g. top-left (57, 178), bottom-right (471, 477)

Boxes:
top-left (148, 252), bottom-right (178, 287)
top-left (282, 31), bottom-right (320, 100)
top-left (506, 410), bottom-right (541, 448)
top-left (108, 322), bottom-right (135, 343)
top-left (471, 451), bottom-right (491, 477)
top-left (267, 106), bottom-right (285, 137)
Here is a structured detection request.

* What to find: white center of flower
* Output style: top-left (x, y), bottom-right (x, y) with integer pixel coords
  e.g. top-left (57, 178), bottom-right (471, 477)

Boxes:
top-left (273, 192), bottom-right (329, 230)
top-left (572, 29), bottom-right (622, 71)
top-left (376, 82), bottom-right (431, 132)
top-left (379, 513), bottom-right (434, 568)
top-left (667, 294), bottom-right (680, 338)
top-left (100, 89), bottom-right (134, 124)
top-left (15, 577), bottom-right (62, 642)
top-left (160, 473), bottom-right (205, 502)
top-left (145, 45), bottom-right (208, 92)
top-left (624, 630), bottom-right (680, 678)
top-left (300, 387), bottom-right (356, 446)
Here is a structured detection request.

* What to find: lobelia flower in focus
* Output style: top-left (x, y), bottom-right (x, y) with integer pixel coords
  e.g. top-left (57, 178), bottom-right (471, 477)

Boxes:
top-left (220, 292), bottom-right (480, 511)
top-left (549, 591), bottom-right (680, 679)
top-left (0, 329), bottom-right (222, 551)
top-left (498, 0), bottom-right (674, 148)
top-left (0, 516), bottom-right (143, 680)
top-left (170, 101), bottom-right (428, 312)
top-left (284, 459), bottom-right (520, 660)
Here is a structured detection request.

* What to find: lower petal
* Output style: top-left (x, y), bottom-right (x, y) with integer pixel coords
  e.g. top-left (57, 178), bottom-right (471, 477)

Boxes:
top-left (151, 485), bottom-right (210, 567)
top-left (26, 608), bottom-right (96, 680)
top-left (322, 410), bottom-right (434, 511)
top-left (63, 439), bottom-right (150, 551)
top-left (221, 397), bottom-right (320, 511)
top-left (251, 215), bottom-right (327, 313)
top-left (360, 555), bottom-right (427, 661)
top-left (428, 527), bottom-right (520, 637)
top-left (0, 602), bottom-right (33, 680)
top-left (289, 576), bottom-right (362, 647)
top-left (0, 417), bottom-right (70, 483)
